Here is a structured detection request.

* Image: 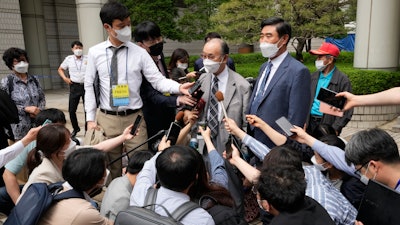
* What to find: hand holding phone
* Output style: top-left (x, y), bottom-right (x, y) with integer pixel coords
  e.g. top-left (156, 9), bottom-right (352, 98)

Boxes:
top-left (166, 122), bottom-right (182, 145)
top-left (275, 116), bottom-right (294, 137)
top-left (225, 135), bottom-right (234, 159)
top-left (130, 115), bottom-right (142, 135)
top-left (317, 87), bottom-right (346, 110)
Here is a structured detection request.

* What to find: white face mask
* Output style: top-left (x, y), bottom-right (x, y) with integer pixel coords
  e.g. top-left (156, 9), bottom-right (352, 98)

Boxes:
top-left (113, 26), bottom-right (132, 43)
top-left (64, 140), bottom-right (77, 159)
top-left (73, 49), bottom-right (83, 57)
top-left (315, 60), bottom-right (327, 71)
top-left (14, 61), bottom-right (29, 74)
top-left (359, 162), bottom-right (377, 185)
top-left (177, 63), bottom-right (188, 70)
top-left (311, 155), bottom-right (327, 172)
top-left (260, 38), bottom-right (283, 58)
top-left (203, 58), bottom-right (222, 74)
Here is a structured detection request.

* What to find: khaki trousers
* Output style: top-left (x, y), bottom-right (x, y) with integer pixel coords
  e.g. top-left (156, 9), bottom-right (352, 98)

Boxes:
top-left (97, 110), bottom-right (148, 180)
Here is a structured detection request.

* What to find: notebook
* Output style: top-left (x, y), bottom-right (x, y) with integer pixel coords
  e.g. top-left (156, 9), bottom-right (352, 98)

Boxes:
top-left (356, 180), bottom-right (400, 225)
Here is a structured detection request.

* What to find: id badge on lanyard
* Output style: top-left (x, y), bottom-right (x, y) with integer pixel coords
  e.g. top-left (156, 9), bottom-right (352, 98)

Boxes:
top-left (112, 84), bottom-right (129, 106)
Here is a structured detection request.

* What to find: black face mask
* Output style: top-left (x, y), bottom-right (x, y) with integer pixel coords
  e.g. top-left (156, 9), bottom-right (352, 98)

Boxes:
top-left (149, 42), bottom-right (163, 56)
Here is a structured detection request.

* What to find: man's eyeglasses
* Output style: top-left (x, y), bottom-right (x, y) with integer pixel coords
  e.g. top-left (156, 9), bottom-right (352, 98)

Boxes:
top-left (354, 161), bottom-right (369, 176)
top-left (201, 54), bottom-right (221, 60)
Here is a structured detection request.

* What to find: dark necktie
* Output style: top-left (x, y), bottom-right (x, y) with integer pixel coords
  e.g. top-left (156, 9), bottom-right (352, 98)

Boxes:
top-left (250, 61), bottom-right (272, 114)
top-left (109, 46), bottom-right (125, 107)
top-left (208, 76), bottom-right (219, 138)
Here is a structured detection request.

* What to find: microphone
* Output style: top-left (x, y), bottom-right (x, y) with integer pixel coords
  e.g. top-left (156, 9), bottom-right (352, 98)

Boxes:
top-left (215, 91), bottom-right (229, 119)
top-left (195, 67), bottom-right (206, 78)
top-left (174, 110), bottom-right (185, 127)
top-left (107, 129), bottom-right (165, 166)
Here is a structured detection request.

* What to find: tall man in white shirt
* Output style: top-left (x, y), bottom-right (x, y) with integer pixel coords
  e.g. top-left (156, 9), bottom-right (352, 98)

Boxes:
top-left (58, 41), bottom-right (87, 137)
top-left (84, 1), bottom-right (192, 180)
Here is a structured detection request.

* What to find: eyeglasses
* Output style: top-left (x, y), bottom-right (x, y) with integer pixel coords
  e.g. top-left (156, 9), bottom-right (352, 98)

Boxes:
top-left (201, 54), bottom-right (221, 60)
top-left (354, 161), bottom-right (369, 176)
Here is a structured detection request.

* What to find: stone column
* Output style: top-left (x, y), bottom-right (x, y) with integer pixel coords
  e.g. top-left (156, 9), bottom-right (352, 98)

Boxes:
top-left (20, 0), bottom-right (52, 89)
top-left (75, 0), bottom-right (106, 52)
top-left (353, 0), bottom-right (400, 70)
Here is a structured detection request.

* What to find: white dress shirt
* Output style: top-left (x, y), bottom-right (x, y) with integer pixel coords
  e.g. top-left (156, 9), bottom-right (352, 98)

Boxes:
top-left (255, 51), bottom-right (289, 95)
top-left (60, 55), bottom-right (88, 83)
top-left (207, 66), bottom-right (229, 121)
top-left (84, 39), bottom-right (181, 121)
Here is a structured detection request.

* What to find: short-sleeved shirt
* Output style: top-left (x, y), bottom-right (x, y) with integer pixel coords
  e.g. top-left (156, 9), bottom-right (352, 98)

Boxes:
top-left (60, 55), bottom-right (88, 83)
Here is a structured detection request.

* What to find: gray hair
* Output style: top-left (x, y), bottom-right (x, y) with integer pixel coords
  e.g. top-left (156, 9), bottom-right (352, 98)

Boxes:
top-left (345, 128), bottom-right (400, 165)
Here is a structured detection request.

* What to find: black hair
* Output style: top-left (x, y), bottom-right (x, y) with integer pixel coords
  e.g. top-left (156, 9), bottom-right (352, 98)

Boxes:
top-left (260, 17), bottom-right (292, 43)
top-left (156, 145), bottom-right (200, 192)
top-left (133, 21), bottom-right (161, 42)
top-left (71, 41), bottom-right (83, 48)
top-left (345, 128), bottom-right (400, 165)
top-left (257, 166), bottom-right (306, 213)
top-left (34, 108), bottom-right (67, 126)
top-left (63, 148), bottom-right (107, 192)
top-left (2, 47), bottom-right (29, 70)
top-left (319, 134), bottom-right (345, 151)
top-left (100, 0), bottom-right (131, 26)
top-left (262, 145), bottom-right (303, 173)
top-left (204, 32), bottom-right (222, 42)
top-left (167, 48), bottom-right (189, 71)
top-left (126, 150), bottom-right (154, 174)
top-left (311, 123), bottom-right (336, 139)
top-left (27, 124), bottom-right (70, 174)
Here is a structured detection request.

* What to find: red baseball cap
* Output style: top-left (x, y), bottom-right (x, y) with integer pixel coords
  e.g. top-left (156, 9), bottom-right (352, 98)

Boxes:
top-left (310, 42), bottom-right (340, 57)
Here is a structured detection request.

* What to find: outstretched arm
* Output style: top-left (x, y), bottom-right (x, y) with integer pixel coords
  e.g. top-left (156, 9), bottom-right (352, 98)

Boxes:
top-left (224, 144), bottom-right (260, 184)
top-left (337, 87), bottom-right (400, 111)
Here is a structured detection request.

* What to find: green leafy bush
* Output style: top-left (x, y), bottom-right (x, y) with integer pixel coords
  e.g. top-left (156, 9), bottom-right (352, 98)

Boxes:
top-left (172, 52), bottom-right (400, 95)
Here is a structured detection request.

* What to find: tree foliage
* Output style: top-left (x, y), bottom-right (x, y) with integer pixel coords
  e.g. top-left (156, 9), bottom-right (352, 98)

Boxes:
top-left (120, 0), bottom-right (181, 40)
top-left (210, 0), bottom-right (357, 60)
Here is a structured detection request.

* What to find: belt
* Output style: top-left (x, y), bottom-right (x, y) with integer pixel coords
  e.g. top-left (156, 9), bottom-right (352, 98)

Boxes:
top-left (100, 108), bottom-right (139, 116)
top-left (310, 115), bottom-right (322, 122)
top-left (71, 82), bottom-right (84, 85)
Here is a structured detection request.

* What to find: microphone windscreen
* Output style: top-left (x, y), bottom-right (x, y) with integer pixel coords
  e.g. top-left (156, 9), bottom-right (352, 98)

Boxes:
top-left (215, 91), bottom-right (224, 102)
top-left (175, 110), bottom-right (185, 122)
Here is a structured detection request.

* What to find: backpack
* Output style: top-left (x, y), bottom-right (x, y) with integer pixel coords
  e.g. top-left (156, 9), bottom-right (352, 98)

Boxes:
top-left (199, 195), bottom-right (248, 225)
top-left (114, 188), bottom-right (200, 225)
top-left (5, 182), bottom-right (84, 225)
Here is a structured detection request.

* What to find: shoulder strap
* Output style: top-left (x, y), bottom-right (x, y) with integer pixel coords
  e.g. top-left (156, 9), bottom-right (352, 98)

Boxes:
top-left (171, 201), bottom-right (200, 221)
top-left (144, 187), bottom-right (158, 211)
top-left (53, 188), bottom-right (85, 201)
top-left (7, 75), bottom-right (14, 94)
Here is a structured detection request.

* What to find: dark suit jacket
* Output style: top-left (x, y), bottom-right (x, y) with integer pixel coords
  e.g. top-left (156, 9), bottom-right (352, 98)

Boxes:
top-left (140, 53), bottom-right (177, 147)
top-left (198, 68), bottom-right (251, 154)
top-left (249, 53), bottom-right (311, 148)
top-left (307, 67), bottom-right (353, 134)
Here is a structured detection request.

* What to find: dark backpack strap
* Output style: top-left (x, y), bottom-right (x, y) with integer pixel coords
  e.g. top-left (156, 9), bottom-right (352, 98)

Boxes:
top-left (144, 187), bottom-right (158, 211)
top-left (7, 75), bottom-right (14, 94)
top-left (171, 201), bottom-right (200, 221)
top-left (53, 188), bottom-right (85, 201)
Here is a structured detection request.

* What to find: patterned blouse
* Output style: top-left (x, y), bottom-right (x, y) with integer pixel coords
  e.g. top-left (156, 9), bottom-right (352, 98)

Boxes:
top-left (0, 74), bottom-right (46, 139)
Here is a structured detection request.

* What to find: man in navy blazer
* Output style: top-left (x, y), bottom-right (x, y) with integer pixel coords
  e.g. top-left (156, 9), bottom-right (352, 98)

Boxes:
top-left (249, 17), bottom-right (311, 148)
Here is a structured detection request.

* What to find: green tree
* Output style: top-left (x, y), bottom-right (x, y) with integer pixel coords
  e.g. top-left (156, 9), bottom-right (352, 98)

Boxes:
top-left (210, 0), bottom-right (356, 61)
top-left (120, 0), bottom-right (181, 40)
top-left (176, 0), bottom-right (230, 41)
